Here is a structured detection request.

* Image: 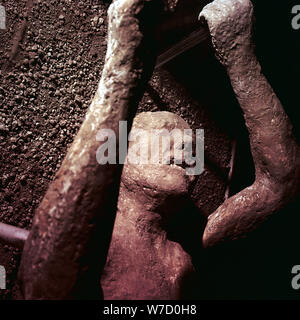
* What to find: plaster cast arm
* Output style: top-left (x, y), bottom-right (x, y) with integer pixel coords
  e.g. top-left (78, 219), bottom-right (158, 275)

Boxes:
top-left (199, 0), bottom-right (300, 248)
top-left (19, 0), bottom-right (165, 299)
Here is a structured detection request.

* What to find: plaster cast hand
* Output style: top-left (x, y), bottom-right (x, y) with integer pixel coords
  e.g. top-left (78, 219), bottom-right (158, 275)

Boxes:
top-left (199, 0), bottom-right (254, 67)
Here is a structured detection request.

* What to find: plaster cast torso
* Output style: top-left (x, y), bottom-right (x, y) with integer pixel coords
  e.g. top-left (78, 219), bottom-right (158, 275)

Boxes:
top-left (101, 112), bottom-right (196, 300)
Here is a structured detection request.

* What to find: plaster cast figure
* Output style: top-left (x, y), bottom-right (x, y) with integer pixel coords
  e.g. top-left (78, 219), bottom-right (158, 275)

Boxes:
top-left (19, 0), bottom-right (300, 299)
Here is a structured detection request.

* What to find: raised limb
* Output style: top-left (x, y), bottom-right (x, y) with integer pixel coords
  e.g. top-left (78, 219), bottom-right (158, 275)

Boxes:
top-left (199, 0), bottom-right (300, 248)
top-left (19, 0), bottom-right (168, 299)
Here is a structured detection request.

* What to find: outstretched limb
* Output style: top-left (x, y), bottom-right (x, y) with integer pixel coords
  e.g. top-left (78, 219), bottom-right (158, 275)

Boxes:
top-left (199, 0), bottom-right (300, 248)
top-left (18, 0), bottom-right (166, 299)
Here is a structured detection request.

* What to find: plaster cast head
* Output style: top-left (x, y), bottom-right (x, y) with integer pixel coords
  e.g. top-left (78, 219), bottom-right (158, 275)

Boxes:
top-left (121, 111), bottom-right (195, 212)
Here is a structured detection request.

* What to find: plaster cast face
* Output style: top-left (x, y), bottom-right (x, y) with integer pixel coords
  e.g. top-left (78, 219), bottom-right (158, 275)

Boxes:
top-left (121, 112), bottom-right (195, 211)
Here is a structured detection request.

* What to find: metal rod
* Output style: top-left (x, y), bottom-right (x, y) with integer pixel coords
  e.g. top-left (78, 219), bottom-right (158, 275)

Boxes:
top-left (225, 139), bottom-right (237, 200)
top-left (0, 222), bottom-right (29, 249)
top-left (155, 27), bottom-right (209, 69)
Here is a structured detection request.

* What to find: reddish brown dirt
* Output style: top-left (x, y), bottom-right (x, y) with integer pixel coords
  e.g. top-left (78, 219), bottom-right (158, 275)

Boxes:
top-left (0, 0), bottom-right (112, 299)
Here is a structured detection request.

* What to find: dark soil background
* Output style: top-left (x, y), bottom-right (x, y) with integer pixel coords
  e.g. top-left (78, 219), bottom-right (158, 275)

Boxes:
top-left (0, 0), bottom-right (299, 300)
